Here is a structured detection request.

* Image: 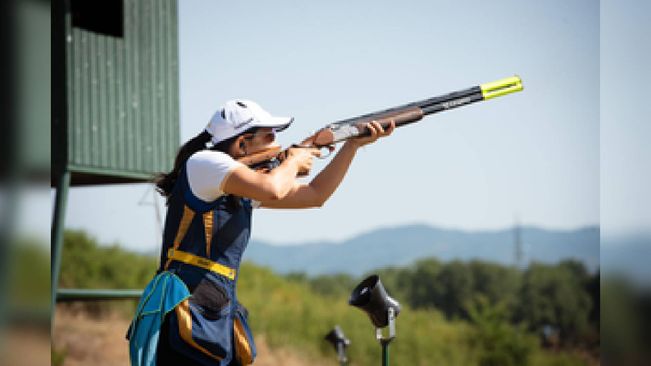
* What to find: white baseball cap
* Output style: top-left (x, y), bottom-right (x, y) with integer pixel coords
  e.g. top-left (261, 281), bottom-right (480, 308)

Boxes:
top-left (205, 99), bottom-right (293, 144)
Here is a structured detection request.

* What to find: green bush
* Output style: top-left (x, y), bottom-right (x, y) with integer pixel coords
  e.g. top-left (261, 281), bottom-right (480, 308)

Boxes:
top-left (59, 230), bottom-right (157, 290)
top-left (58, 230), bottom-right (158, 316)
top-left (51, 348), bottom-right (66, 366)
top-left (293, 257), bottom-right (598, 350)
top-left (468, 297), bottom-right (535, 366)
top-left (9, 237), bottom-right (51, 310)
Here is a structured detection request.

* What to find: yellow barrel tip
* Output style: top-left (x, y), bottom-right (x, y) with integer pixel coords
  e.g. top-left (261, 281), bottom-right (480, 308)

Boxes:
top-left (480, 75), bottom-right (524, 100)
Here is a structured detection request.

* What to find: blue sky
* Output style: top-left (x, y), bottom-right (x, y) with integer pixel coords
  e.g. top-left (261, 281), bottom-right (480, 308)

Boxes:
top-left (600, 0), bottom-right (651, 240)
top-left (48, 0), bottom-right (647, 252)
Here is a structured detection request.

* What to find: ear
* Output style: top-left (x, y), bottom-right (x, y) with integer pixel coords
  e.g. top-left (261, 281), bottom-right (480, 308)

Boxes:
top-left (235, 135), bottom-right (247, 157)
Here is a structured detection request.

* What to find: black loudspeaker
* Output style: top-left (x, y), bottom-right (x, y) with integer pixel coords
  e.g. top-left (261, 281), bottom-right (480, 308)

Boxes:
top-left (349, 275), bottom-right (401, 328)
top-left (325, 325), bottom-right (350, 349)
top-left (324, 325), bottom-right (350, 364)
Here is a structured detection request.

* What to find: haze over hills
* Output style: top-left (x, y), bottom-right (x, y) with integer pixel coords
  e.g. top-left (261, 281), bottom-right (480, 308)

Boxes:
top-left (601, 233), bottom-right (651, 286)
top-left (244, 224), bottom-right (600, 276)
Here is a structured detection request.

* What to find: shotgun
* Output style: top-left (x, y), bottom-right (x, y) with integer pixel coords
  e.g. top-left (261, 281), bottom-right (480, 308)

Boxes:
top-left (239, 76), bottom-right (523, 170)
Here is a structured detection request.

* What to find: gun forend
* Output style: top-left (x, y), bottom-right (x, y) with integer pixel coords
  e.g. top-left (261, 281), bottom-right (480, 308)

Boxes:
top-left (311, 107), bottom-right (424, 147)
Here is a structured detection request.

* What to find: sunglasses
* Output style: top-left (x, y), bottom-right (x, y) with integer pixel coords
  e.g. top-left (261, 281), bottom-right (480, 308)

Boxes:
top-left (243, 129), bottom-right (276, 144)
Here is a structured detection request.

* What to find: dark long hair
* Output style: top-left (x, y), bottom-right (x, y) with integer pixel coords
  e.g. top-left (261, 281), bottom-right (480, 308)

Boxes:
top-left (154, 128), bottom-right (257, 203)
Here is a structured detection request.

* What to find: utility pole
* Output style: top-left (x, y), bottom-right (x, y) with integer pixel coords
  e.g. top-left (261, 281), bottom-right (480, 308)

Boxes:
top-left (514, 215), bottom-right (524, 269)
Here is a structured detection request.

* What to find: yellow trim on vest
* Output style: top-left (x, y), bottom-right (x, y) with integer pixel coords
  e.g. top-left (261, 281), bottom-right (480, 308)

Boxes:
top-left (175, 299), bottom-right (223, 361)
top-left (203, 211), bottom-right (214, 257)
top-left (234, 316), bottom-right (254, 365)
top-left (480, 75), bottom-right (523, 100)
top-left (164, 205), bottom-right (195, 270)
top-left (167, 248), bottom-right (237, 281)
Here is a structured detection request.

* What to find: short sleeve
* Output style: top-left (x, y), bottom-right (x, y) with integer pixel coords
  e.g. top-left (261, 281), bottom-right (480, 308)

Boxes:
top-left (186, 150), bottom-right (244, 202)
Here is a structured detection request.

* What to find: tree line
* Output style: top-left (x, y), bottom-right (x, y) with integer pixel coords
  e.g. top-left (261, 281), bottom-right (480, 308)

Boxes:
top-left (288, 257), bottom-right (600, 351)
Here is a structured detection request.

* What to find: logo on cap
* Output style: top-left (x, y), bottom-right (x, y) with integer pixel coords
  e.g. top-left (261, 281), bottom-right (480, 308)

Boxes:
top-left (234, 118), bottom-right (254, 129)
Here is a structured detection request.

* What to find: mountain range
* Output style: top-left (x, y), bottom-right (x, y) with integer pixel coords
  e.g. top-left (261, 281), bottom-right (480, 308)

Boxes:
top-left (243, 224), bottom-right (600, 276)
top-left (601, 234), bottom-right (651, 286)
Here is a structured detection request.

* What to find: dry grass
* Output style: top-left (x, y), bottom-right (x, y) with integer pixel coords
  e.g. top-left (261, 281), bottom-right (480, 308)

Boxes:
top-left (52, 305), bottom-right (336, 366)
top-left (53, 307), bottom-right (130, 366)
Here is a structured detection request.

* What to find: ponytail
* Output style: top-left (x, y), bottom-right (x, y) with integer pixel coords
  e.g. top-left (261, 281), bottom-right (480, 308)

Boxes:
top-left (154, 127), bottom-right (260, 206)
top-left (154, 130), bottom-right (212, 199)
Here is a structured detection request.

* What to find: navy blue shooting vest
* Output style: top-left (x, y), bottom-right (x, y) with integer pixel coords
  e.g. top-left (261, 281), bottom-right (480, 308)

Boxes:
top-left (156, 165), bottom-right (256, 365)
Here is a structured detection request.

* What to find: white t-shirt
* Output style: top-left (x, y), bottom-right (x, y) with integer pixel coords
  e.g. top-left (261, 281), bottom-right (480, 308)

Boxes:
top-left (186, 150), bottom-right (244, 202)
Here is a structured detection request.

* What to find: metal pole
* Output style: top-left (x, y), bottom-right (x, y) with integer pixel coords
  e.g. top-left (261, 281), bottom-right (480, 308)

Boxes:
top-left (376, 307), bottom-right (396, 366)
top-left (51, 0), bottom-right (70, 320)
top-left (336, 342), bottom-right (347, 366)
top-left (51, 170), bottom-right (70, 317)
top-left (381, 339), bottom-right (390, 366)
top-left (57, 289), bottom-right (143, 301)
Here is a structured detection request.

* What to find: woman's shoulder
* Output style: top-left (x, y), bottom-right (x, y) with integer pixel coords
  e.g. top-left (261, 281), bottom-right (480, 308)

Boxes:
top-left (185, 150), bottom-right (244, 204)
top-left (187, 150), bottom-right (245, 173)
top-left (189, 149), bottom-right (235, 164)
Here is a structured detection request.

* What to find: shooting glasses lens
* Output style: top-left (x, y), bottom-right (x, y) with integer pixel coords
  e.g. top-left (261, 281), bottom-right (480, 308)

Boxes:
top-left (245, 129), bottom-right (276, 144)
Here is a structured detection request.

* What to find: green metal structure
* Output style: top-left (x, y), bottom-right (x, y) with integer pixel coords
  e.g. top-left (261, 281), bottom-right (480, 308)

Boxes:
top-left (52, 0), bottom-right (179, 306)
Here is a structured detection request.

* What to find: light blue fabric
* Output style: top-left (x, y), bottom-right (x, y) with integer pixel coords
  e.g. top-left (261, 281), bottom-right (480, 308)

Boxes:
top-left (128, 271), bottom-right (190, 366)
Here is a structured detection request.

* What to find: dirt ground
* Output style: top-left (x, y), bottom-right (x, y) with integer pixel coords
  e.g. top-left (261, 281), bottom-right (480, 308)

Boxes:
top-left (1, 325), bottom-right (51, 366)
top-left (53, 306), bottom-right (335, 366)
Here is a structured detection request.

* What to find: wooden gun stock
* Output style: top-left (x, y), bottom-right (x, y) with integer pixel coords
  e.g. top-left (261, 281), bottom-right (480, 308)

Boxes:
top-left (237, 146), bottom-right (282, 167)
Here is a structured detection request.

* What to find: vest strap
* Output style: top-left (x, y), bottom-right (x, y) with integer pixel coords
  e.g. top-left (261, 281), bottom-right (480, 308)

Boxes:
top-left (167, 248), bottom-right (236, 281)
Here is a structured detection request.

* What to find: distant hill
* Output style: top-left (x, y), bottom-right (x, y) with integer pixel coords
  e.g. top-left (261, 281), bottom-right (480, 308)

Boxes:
top-left (601, 234), bottom-right (651, 286)
top-left (244, 224), bottom-right (599, 275)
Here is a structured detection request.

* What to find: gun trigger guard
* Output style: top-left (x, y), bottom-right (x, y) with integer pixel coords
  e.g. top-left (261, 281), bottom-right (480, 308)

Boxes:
top-left (288, 143), bottom-right (334, 159)
top-left (318, 145), bottom-right (335, 159)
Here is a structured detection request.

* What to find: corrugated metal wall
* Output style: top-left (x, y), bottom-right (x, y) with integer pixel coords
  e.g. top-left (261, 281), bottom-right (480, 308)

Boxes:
top-left (66, 0), bottom-right (179, 179)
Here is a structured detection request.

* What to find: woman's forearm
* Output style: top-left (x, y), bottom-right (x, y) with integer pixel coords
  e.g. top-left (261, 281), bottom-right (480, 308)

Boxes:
top-left (258, 121), bottom-right (391, 208)
top-left (266, 158), bottom-right (301, 199)
top-left (308, 141), bottom-right (360, 205)
top-left (225, 156), bottom-right (302, 202)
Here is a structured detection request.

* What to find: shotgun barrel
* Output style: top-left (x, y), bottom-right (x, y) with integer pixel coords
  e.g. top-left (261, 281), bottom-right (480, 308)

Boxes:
top-left (319, 76), bottom-right (523, 145)
top-left (239, 76), bottom-right (523, 168)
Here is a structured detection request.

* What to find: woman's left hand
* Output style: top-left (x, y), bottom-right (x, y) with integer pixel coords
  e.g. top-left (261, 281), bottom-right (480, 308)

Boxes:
top-left (348, 120), bottom-right (395, 149)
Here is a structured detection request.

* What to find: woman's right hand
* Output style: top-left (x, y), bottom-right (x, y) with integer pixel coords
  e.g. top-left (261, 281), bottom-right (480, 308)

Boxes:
top-left (286, 147), bottom-right (321, 176)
